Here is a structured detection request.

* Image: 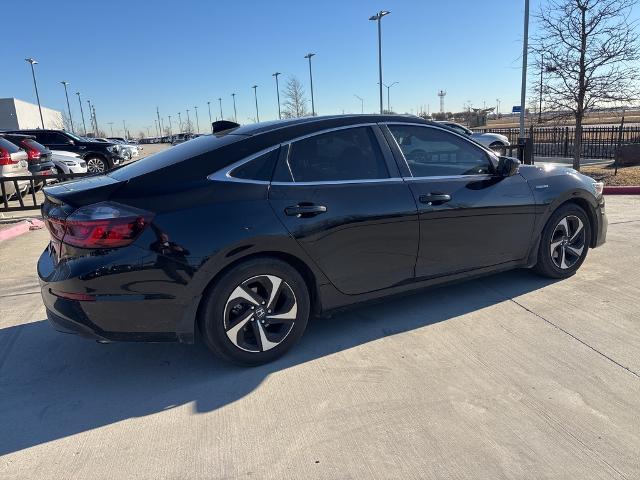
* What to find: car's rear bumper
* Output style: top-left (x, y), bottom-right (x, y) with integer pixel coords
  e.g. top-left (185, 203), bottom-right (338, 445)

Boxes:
top-left (38, 244), bottom-right (198, 343)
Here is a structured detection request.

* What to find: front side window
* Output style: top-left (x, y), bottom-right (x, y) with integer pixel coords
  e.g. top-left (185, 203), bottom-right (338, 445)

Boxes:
top-left (388, 125), bottom-right (494, 177)
top-left (285, 127), bottom-right (389, 182)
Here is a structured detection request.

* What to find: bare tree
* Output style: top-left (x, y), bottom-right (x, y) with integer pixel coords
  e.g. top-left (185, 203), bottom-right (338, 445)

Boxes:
top-left (281, 76), bottom-right (309, 118)
top-left (534, 0), bottom-right (639, 170)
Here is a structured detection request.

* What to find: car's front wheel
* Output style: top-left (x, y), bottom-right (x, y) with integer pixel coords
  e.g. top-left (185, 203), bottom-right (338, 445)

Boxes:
top-left (533, 203), bottom-right (591, 279)
top-left (199, 258), bottom-right (310, 365)
top-left (86, 156), bottom-right (107, 174)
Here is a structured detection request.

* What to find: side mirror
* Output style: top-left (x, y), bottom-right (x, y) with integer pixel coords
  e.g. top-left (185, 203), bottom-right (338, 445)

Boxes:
top-left (496, 156), bottom-right (520, 177)
top-left (67, 139), bottom-right (75, 145)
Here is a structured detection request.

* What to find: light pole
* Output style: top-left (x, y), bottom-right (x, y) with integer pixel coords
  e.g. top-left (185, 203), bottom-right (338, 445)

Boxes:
top-left (60, 81), bottom-right (73, 132)
top-left (25, 58), bottom-right (44, 128)
top-left (156, 107), bottom-right (162, 137)
top-left (304, 53), bottom-right (316, 116)
top-left (194, 106), bottom-right (200, 133)
top-left (207, 101), bottom-right (212, 130)
top-left (252, 85), bottom-right (259, 122)
top-left (354, 94), bottom-right (364, 114)
top-left (231, 93), bottom-right (237, 122)
top-left (519, 0), bottom-right (529, 138)
top-left (87, 100), bottom-right (94, 134)
top-left (177, 112), bottom-right (182, 132)
top-left (168, 115), bottom-right (172, 136)
top-left (218, 98), bottom-right (223, 120)
top-left (272, 72), bottom-right (282, 119)
top-left (122, 120), bottom-right (127, 138)
top-left (76, 92), bottom-right (87, 135)
top-left (383, 81), bottom-right (398, 112)
top-left (369, 11), bottom-right (390, 114)
top-left (186, 109), bottom-right (191, 133)
top-left (108, 122), bottom-right (114, 136)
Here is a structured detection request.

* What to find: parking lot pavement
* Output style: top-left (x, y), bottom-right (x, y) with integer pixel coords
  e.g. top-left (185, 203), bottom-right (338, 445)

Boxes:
top-left (1, 196), bottom-right (639, 480)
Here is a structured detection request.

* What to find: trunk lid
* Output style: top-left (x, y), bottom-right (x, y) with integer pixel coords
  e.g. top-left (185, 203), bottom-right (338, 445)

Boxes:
top-left (43, 175), bottom-right (124, 208)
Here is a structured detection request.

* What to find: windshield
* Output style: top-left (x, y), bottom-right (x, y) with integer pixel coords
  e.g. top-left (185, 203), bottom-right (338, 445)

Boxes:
top-left (64, 131), bottom-right (86, 142)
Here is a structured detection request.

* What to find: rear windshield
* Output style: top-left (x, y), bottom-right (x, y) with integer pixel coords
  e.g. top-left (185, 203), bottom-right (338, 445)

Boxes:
top-left (0, 138), bottom-right (21, 153)
top-left (23, 138), bottom-right (49, 152)
top-left (108, 134), bottom-right (245, 181)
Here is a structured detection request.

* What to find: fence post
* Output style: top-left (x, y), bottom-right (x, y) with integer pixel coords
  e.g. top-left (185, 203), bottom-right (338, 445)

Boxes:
top-left (528, 125), bottom-right (535, 164)
top-left (563, 126), bottom-right (569, 158)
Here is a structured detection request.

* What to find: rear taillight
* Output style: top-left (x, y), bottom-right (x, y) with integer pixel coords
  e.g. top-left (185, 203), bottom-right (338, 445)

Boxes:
top-left (0, 147), bottom-right (16, 165)
top-left (45, 202), bottom-right (154, 249)
top-left (24, 146), bottom-right (41, 161)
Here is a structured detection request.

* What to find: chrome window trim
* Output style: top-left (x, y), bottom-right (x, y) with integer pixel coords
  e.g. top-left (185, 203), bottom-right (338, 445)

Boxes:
top-left (382, 122), bottom-right (498, 179)
top-left (404, 174), bottom-right (492, 181)
top-left (271, 178), bottom-right (404, 187)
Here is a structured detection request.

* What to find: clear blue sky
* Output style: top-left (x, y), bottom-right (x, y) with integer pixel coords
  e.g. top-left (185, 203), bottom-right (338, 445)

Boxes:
top-left (4, 0), bottom-right (539, 135)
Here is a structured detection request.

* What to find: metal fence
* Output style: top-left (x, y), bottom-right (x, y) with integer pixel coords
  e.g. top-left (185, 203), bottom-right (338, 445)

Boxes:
top-left (475, 125), bottom-right (640, 159)
top-left (1, 173), bottom-right (88, 212)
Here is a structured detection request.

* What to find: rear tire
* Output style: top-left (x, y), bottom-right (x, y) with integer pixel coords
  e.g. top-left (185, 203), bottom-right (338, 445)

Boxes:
top-left (199, 257), bottom-right (310, 366)
top-left (86, 156), bottom-right (107, 174)
top-left (533, 203), bottom-right (591, 279)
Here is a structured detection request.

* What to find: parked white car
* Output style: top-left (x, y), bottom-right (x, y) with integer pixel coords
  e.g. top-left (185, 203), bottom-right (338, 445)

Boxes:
top-left (107, 138), bottom-right (140, 158)
top-left (51, 150), bottom-right (88, 174)
top-left (437, 121), bottom-right (510, 148)
top-left (0, 137), bottom-right (31, 199)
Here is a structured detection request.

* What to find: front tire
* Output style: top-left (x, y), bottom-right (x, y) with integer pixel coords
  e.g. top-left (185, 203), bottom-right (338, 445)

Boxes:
top-left (533, 203), bottom-right (591, 279)
top-left (86, 156), bottom-right (107, 174)
top-left (199, 258), bottom-right (310, 366)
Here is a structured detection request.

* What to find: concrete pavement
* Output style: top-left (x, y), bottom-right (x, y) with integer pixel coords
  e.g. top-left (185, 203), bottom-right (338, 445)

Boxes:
top-left (1, 196), bottom-right (639, 479)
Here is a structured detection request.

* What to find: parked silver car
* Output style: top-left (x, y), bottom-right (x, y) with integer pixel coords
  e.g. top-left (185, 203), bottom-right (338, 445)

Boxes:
top-left (51, 150), bottom-right (88, 174)
top-left (0, 137), bottom-right (31, 199)
top-left (438, 121), bottom-right (510, 148)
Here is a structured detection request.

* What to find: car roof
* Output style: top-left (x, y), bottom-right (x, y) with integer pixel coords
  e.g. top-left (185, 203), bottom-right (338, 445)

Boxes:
top-left (230, 114), bottom-right (432, 137)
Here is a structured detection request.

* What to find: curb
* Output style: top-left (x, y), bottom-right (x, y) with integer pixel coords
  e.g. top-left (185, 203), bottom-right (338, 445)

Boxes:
top-left (603, 186), bottom-right (640, 195)
top-left (0, 219), bottom-right (45, 242)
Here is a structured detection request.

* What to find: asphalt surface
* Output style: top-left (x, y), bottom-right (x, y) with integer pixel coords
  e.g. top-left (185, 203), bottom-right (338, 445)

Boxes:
top-left (1, 196), bottom-right (639, 479)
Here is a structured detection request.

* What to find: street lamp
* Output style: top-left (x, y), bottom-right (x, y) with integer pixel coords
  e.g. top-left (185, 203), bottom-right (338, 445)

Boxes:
top-left (273, 72), bottom-right (282, 119)
top-left (25, 58), bottom-right (44, 128)
top-left (519, 0), bottom-right (529, 138)
top-left (108, 122), bottom-right (114, 136)
top-left (186, 109), bottom-right (191, 133)
top-left (252, 85), bottom-right (260, 122)
top-left (304, 53), bottom-right (316, 116)
top-left (122, 120), bottom-right (127, 138)
top-left (382, 81), bottom-right (398, 112)
top-left (194, 106), bottom-right (200, 133)
top-left (369, 10), bottom-right (390, 114)
top-left (231, 93), bottom-right (238, 122)
top-left (354, 94), bottom-right (364, 114)
top-left (60, 81), bottom-right (73, 132)
top-left (207, 101), bottom-right (212, 129)
top-left (76, 92), bottom-right (87, 135)
top-left (218, 98), bottom-right (223, 121)
top-left (177, 112), bottom-right (182, 132)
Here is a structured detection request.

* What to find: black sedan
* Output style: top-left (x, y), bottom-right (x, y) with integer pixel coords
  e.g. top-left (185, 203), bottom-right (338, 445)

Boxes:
top-left (38, 115), bottom-right (607, 365)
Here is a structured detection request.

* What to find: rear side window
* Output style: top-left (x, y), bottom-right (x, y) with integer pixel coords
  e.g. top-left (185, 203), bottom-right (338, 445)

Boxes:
top-left (284, 126), bottom-right (389, 182)
top-left (0, 138), bottom-right (21, 153)
top-left (230, 148), bottom-right (279, 181)
top-left (388, 125), bottom-right (494, 177)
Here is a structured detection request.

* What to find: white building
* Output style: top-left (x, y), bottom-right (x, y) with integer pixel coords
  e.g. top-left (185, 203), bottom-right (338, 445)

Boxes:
top-left (0, 98), bottom-right (63, 130)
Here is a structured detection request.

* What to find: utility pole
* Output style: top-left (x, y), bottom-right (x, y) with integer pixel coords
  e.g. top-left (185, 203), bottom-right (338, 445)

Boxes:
top-left (218, 98), bottom-right (223, 120)
top-left (383, 82), bottom-right (398, 112)
top-left (178, 112), bottom-right (182, 132)
top-left (252, 85), bottom-right (259, 122)
top-left (156, 107), bottom-right (162, 137)
top-left (272, 72), bottom-right (282, 119)
top-left (186, 109), bottom-right (191, 133)
top-left (304, 54), bottom-right (316, 116)
top-left (76, 92), bottom-right (87, 135)
top-left (194, 106), bottom-right (200, 133)
top-left (207, 101), bottom-right (212, 131)
top-left (232, 93), bottom-right (238, 122)
top-left (60, 81), bottom-right (74, 132)
top-left (87, 100), bottom-right (93, 134)
top-left (25, 58), bottom-right (44, 128)
top-left (168, 115), bottom-right (172, 136)
top-left (369, 11), bottom-right (390, 114)
top-left (519, 0), bottom-right (529, 138)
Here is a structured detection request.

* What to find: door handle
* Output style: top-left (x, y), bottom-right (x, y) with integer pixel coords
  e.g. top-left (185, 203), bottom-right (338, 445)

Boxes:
top-left (419, 193), bottom-right (451, 205)
top-left (284, 204), bottom-right (328, 217)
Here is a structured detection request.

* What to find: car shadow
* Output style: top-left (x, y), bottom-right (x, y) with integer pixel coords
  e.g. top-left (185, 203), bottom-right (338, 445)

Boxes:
top-left (0, 269), bottom-right (557, 456)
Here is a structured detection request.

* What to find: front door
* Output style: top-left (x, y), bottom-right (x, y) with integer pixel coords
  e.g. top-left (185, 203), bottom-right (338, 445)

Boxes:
top-left (269, 125), bottom-right (419, 295)
top-left (385, 123), bottom-right (536, 279)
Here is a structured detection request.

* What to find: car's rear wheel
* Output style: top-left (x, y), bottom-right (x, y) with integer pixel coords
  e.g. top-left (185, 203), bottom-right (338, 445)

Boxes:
top-left (86, 156), bottom-right (107, 174)
top-left (533, 203), bottom-right (591, 279)
top-left (199, 258), bottom-right (310, 366)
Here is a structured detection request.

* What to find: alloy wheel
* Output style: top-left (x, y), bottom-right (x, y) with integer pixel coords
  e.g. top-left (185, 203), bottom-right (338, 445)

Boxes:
top-left (86, 158), bottom-right (105, 173)
top-left (223, 275), bottom-right (297, 352)
top-left (550, 215), bottom-right (585, 269)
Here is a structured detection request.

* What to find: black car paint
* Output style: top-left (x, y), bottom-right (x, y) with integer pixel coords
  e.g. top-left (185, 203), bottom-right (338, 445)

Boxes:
top-left (37, 115), bottom-right (607, 343)
top-left (6, 129), bottom-right (123, 169)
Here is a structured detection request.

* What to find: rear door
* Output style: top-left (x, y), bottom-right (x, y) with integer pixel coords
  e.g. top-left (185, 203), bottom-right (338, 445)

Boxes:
top-left (384, 123), bottom-right (536, 279)
top-left (269, 125), bottom-right (419, 295)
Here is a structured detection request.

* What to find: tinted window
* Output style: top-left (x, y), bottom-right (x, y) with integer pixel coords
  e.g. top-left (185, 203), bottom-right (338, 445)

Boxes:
top-left (285, 127), bottom-right (388, 182)
top-left (23, 138), bottom-right (49, 153)
top-left (230, 148), bottom-right (278, 181)
top-left (0, 138), bottom-right (21, 154)
top-left (389, 125), bottom-right (494, 177)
